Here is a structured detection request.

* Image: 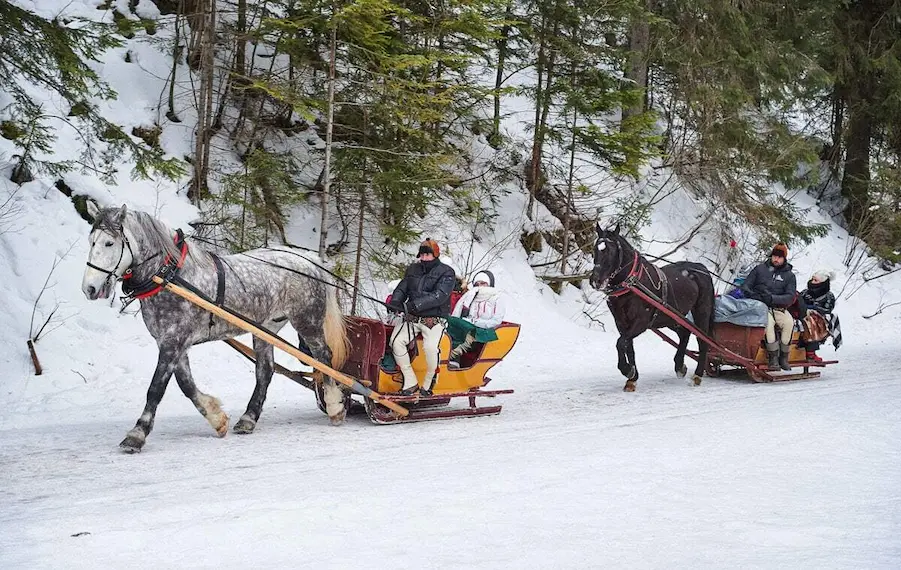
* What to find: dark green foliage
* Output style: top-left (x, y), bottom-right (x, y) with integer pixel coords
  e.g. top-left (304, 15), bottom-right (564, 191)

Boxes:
top-left (0, 1), bottom-right (183, 183)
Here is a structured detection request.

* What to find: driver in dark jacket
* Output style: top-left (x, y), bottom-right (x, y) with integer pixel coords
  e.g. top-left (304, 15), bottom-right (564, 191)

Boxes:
top-left (742, 243), bottom-right (797, 371)
top-left (387, 238), bottom-right (456, 396)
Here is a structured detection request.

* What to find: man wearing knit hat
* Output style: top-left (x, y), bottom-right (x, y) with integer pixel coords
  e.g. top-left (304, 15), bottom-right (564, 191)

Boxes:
top-left (386, 237), bottom-right (456, 396)
top-left (741, 243), bottom-right (798, 371)
top-left (447, 270), bottom-right (507, 369)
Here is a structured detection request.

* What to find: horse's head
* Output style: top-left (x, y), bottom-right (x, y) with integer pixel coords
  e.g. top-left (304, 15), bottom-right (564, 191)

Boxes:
top-left (589, 221), bottom-right (626, 290)
top-left (82, 203), bottom-right (135, 300)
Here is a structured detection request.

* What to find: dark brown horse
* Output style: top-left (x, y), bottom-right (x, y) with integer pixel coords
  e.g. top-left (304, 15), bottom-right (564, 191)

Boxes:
top-left (589, 224), bottom-right (716, 392)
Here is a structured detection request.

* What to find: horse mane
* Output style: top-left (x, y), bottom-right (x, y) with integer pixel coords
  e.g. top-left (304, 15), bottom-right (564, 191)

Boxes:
top-left (96, 208), bottom-right (212, 270)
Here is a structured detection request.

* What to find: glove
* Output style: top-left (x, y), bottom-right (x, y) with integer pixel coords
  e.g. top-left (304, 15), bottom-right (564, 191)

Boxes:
top-left (759, 291), bottom-right (773, 305)
top-left (386, 301), bottom-right (403, 313)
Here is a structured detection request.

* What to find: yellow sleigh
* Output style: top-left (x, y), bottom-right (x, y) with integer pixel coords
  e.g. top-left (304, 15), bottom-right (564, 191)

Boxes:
top-left (322, 316), bottom-right (521, 424)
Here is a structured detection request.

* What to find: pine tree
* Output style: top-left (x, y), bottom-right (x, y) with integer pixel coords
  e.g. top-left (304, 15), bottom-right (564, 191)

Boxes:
top-left (0, 1), bottom-right (182, 182)
top-left (646, 0), bottom-right (832, 245)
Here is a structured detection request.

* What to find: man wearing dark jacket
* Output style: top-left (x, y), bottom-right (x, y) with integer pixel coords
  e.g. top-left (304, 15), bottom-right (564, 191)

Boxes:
top-left (742, 243), bottom-right (797, 371)
top-left (387, 238), bottom-right (456, 396)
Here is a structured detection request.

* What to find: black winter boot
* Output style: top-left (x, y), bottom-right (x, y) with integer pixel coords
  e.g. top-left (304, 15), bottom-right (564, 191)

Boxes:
top-left (766, 342), bottom-right (780, 371)
top-left (778, 343), bottom-right (792, 371)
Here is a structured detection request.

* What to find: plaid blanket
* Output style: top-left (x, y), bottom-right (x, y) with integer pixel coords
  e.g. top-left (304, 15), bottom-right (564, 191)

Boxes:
top-left (828, 313), bottom-right (843, 350)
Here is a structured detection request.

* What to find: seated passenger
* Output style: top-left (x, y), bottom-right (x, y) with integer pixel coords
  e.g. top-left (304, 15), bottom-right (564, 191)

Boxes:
top-left (447, 270), bottom-right (506, 369)
top-left (741, 243), bottom-right (797, 372)
top-left (799, 269), bottom-right (837, 362)
top-left (386, 238), bottom-right (455, 396)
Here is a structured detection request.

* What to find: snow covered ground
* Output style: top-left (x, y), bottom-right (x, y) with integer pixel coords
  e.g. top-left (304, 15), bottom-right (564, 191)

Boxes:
top-left (1, 329), bottom-right (900, 569)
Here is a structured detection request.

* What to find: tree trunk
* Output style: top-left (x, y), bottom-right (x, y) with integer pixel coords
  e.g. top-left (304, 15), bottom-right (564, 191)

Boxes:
top-left (319, 17), bottom-right (337, 258)
top-left (527, 13), bottom-right (547, 221)
top-left (351, 108), bottom-right (370, 316)
top-left (829, 88), bottom-right (844, 172)
top-left (622, 0), bottom-right (652, 124)
top-left (166, 1), bottom-right (183, 122)
top-left (235, 0), bottom-right (247, 79)
top-left (561, 49), bottom-right (579, 275)
top-left (193, 0), bottom-right (216, 205)
top-left (841, 98), bottom-right (872, 232)
top-left (492, 3), bottom-right (513, 145)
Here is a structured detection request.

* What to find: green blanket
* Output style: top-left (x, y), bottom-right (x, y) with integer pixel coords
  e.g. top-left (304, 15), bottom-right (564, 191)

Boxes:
top-left (445, 316), bottom-right (499, 348)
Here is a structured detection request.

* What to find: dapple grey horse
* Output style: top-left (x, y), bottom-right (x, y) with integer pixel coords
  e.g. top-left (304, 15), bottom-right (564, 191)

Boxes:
top-left (82, 203), bottom-right (349, 453)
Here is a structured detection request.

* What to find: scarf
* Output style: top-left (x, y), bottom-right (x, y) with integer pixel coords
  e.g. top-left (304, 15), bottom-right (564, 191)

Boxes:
top-left (471, 286), bottom-right (498, 302)
top-left (806, 279), bottom-right (830, 299)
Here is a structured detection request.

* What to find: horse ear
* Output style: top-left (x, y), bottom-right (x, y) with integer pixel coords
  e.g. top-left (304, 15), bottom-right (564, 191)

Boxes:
top-left (596, 222), bottom-right (603, 236)
top-left (86, 200), bottom-right (100, 222)
top-left (613, 221), bottom-right (621, 235)
top-left (115, 203), bottom-right (128, 223)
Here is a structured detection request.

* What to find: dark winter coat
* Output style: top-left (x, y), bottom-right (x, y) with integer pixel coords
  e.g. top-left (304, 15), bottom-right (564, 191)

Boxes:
top-left (741, 259), bottom-right (797, 308)
top-left (389, 259), bottom-right (456, 317)
top-left (801, 280), bottom-right (836, 314)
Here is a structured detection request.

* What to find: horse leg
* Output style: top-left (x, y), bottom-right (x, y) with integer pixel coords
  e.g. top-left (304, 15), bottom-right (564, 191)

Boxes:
top-left (120, 342), bottom-right (185, 453)
top-left (691, 324), bottom-right (712, 387)
top-left (674, 327), bottom-right (690, 378)
top-left (292, 318), bottom-right (346, 426)
top-left (234, 337), bottom-right (274, 434)
top-left (616, 335), bottom-right (639, 392)
top-left (173, 352), bottom-right (229, 437)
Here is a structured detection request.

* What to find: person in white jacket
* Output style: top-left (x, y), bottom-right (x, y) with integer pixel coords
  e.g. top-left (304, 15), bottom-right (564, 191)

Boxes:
top-left (448, 270), bottom-right (506, 368)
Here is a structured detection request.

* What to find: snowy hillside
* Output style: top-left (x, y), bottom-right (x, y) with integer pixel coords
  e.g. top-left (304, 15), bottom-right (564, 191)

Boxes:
top-left (1, 1), bottom-right (901, 568)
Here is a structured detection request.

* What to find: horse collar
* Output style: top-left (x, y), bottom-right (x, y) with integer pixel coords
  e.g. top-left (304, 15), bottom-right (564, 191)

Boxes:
top-left (121, 229), bottom-right (188, 302)
top-left (605, 251), bottom-right (641, 297)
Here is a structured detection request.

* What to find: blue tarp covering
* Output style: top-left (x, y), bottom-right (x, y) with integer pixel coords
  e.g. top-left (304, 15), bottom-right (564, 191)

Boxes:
top-left (714, 295), bottom-right (768, 327)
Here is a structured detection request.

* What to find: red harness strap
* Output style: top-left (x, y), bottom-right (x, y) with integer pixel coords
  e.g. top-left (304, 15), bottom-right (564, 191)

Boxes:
top-left (606, 252), bottom-right (642, 298)
top-left (121, 233), bottom-right (189, 300)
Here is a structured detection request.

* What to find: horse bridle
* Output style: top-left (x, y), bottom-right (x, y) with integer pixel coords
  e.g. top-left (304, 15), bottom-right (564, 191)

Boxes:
top-left (597, 237), bottom-right (636, 293)
top-left (85, 222), bottom-right (161, 291)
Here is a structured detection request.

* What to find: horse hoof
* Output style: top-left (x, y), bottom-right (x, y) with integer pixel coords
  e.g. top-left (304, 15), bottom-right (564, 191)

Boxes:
top-left (329, 412), bottom-right (346, 426)
top-left (623, 380), bottom-right (637, 392)
top-left (233, 418), bottom-right (256, 434)
top-left (692, 375), bottom-right (702, 386)
top-left (676, 365), bottom-right (687, 378)
top-left (119, 436), bottom-right (144, 454)
top-left (212, 415), bottom-right (229, 437)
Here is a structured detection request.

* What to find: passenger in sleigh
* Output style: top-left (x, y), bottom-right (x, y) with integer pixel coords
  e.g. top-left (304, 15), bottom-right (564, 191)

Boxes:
top-left (798, 269), bottom-right (841, 361)
top-left (741, 243), bottom-right (798, 371)
top-left (385, 238), bottom-right (456, 396)
top-left (446, 270), bottom-right (507, 369)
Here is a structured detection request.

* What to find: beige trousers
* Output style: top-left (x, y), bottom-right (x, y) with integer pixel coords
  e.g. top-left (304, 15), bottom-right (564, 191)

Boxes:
top-left (390, 320), bottom-right (446, 390)
top-left (766, 307), bottom-right (794, 345)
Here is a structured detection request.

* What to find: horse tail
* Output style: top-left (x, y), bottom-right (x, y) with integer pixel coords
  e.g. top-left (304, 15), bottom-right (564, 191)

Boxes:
top-left (701, 265), bottom-right (716, 336)
top-left (323, 284), bottom-right (350, 370)
top-left (688, 262), bottom-right (716, 335)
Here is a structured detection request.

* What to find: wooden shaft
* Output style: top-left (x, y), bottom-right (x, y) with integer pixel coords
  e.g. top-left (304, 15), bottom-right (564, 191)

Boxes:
top-left (153, 277), bottom-right (409, 417)
top-left (223, 338), bottom-right (315, 389)
top-left (222, 338), bottom-right (373, 389)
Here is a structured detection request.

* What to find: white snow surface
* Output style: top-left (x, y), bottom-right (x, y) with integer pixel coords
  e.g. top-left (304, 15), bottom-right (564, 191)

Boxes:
top-left (2, 1), bottom-right (901, 568)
